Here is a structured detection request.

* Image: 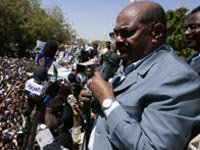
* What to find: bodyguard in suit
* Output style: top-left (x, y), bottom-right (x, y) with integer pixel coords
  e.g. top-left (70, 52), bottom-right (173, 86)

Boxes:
top-left (79, 1), bottom-right (200, 150)
top-left (184, 6), bottom-right (200, 74)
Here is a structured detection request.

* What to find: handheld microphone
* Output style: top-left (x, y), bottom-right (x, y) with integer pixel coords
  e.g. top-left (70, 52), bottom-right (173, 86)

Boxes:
top-left (83, 51), bottom-right (121, 93)
top-left (25, 66), bottom-right (48, 97)
top-left (82, 51), bottom-right (121, 148)
top-left (42, 40), bottom-right (58, 59)
top-left (35, 40), bottom-right (58, 67)
top-left (98, 51), bottom-right (121, 81)
top-left (24, 66), bottom-right (48, 120)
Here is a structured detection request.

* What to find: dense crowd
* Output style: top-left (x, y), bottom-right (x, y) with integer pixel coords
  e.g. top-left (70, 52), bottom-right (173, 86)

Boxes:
top-left (1, 1), bottom-right (200, 150)
top-left (0, 57), bottom-right (36, 149)
top-left (0, 41), bottom-right (110, 149)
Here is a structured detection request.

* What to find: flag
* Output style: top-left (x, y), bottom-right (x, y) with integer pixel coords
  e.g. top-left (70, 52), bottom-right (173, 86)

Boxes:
top-left (53, 64), bottom-right (58, 77)
top-left (51, 63), bottom-right (58, 82)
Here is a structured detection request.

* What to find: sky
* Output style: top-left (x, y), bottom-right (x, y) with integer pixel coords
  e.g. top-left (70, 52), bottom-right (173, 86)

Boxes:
top-left (41, 0), bottom-right (200, 42)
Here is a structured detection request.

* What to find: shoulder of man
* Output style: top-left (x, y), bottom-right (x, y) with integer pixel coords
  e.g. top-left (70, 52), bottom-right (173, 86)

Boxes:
top-left (186, 52), bottom-right (200, 63)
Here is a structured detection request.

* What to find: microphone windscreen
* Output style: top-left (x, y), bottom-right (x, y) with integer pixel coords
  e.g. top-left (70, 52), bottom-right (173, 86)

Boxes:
top-left (107, 52), bottom-right (121, 66)
top-left (43, 40), bottom-right (58, 59)
top-left (99, 51), bottom-right (121, 81)
top-left (33, 66), bottom-right (48, 82)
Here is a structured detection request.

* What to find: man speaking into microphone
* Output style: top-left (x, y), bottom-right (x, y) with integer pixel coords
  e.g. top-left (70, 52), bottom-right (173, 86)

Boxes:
top-left (79, 1), bottom-right (200, 150)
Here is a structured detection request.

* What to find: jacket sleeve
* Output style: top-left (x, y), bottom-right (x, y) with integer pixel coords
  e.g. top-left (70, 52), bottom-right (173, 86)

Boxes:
top-left (105, 70), bottom-right (200, 150)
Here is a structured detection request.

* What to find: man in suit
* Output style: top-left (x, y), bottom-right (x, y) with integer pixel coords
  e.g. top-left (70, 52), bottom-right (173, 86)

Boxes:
top-left (184, 6), bottom-right (200, 74)
top-left (184, 6), bottom-right (200, 150)
top-left (79, 1), bottom-right (200, 150)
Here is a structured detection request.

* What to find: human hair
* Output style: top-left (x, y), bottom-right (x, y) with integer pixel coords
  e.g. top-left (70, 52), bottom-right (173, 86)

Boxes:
top-left (58, 85), bottom-right (70, 97)
top-left (93, 43), bottom-right (98, 47)
top-left (191, 6), bottom-right (200, 14)
top-left (68, 73), bottom-right (79, 84)
top-left (105, 41), bottom-right (111, 45)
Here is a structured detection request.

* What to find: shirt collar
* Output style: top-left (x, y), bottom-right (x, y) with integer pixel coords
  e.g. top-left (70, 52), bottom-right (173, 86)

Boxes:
top-left (123, 44), bottom-right (169, 76)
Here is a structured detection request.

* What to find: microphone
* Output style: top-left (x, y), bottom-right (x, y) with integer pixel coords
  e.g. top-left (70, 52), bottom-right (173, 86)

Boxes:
top-left (25, 66), bottom-right (48, 97)
top-left (35, 40), bottom-right (58, 67)
top-left (24, 66), bottom-right (48, 120)
top-left (98, 51), bottom-right (121, 81)
top-left (43, 40), bottom-right (58, 59)
top-left (83, 51), bottom-right (121, 92)
top-left (82, 51), bottom-right (121, 148)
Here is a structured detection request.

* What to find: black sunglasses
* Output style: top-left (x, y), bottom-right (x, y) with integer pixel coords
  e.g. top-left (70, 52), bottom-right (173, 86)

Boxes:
top-left (110, 28), bottom-right (136, 40)
top-left (184, 23), bottom-right (200, 32)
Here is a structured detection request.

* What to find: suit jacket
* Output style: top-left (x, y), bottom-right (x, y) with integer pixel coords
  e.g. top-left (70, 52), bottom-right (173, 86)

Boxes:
top-left (92, 45), bottom-right (200, 150)
top-left (186, 52), bottom-right (200, 75)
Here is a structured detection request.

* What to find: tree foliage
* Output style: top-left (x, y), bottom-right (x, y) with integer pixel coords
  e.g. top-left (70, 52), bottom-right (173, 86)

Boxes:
top-left (0, 2), bottom-right (197, 59)
top-left (166, 7), bottom-right (195, 59)
top-left (91, 40), bottom-right (107, 49)
top-left (0, 0), bottom-right (75, 57)
top-left (75, 38), bottom-right (88, 46)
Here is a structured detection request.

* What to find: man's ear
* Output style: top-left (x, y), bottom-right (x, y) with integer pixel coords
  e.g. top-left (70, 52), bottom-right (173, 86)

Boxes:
top-left (151, 23), bottom-right (165, 43)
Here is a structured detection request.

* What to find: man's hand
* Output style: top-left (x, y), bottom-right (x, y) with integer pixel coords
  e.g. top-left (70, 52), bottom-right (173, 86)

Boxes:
top-left (72, 102), bottom-right (81, 118)
top-left (78, 88), bottom-right (92, 110)
top-left (78, 89), bottom-right (92, 103)
top-left (87, 71), bottom-right (115, 105)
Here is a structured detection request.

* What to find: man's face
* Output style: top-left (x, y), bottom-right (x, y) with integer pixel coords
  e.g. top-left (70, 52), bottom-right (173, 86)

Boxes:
top-left (93, 44), bottom-right (98, 50)
top-left (184, 11), bottom-right (200, 51)
top-left (85, 67), bottom-right (92, 78)
top-left (114, 10), bottom-right (152, 67)
top-left (106, 42), bottom-right (111, 49)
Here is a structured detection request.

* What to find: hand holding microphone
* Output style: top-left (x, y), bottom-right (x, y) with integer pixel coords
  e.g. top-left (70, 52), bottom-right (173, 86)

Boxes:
top-left (87, 71), bottom-right (115, 105)
top-left (79, 51), bottom-right (121, 105)
top-left (78, 51), bottom-right (121, 148)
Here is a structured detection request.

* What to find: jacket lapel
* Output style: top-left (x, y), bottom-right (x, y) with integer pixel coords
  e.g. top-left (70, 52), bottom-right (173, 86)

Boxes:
top-left (114, 48), bottom-right (169, 93)
top-left (191, 57), bottom-right (200, 74)
top-left (186, 52), bottom-right (199, 63)
top-left (113, 70), bottom-right (138, 92)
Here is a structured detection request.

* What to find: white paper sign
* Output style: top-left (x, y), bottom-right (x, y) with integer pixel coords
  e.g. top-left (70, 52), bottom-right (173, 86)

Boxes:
top-left (36, 124), bottom-right (54, 150)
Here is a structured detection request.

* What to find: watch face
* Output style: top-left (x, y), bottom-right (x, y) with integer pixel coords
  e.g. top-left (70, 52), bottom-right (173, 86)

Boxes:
top-left (103, 98), bottom-right (113, 109)
top-left (39, 124), bottom-right (46, 130)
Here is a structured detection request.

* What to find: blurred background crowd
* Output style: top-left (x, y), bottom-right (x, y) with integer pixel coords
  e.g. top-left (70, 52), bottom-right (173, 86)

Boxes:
top-left (0, 41), bottom-right (113, 150)
top-left (0, 57), bottom-right (35, 149)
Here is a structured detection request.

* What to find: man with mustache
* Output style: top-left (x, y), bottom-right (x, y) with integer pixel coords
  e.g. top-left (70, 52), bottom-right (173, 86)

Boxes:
top-left (184, 6), bottom-right (200, 74)
top-left (79, 1), bottom-right (200, 150)
top-left (184, 6), bottom-right (200, 150)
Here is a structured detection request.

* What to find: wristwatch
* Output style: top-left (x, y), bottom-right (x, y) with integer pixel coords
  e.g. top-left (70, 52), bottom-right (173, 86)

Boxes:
top-left (102, 98), bottom-right (113, 109)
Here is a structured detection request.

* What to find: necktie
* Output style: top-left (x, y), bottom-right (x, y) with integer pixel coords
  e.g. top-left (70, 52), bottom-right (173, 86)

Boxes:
top-left (112, 76), bottom-right (122, 88)
top-left (112, 64), bottom-right (135, 88)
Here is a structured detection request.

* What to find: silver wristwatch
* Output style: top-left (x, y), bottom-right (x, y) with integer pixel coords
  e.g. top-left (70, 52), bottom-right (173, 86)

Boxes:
top-left (102, 98), bottom-right (113, 109)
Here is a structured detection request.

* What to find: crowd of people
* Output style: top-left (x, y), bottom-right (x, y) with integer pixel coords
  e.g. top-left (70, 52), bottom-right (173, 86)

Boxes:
top-left (0, 1), bottom-right (200, 150)
top-left (0, 38), bottom-right (115, 150)
top-left (0, 57), bottom-right (35, 149)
